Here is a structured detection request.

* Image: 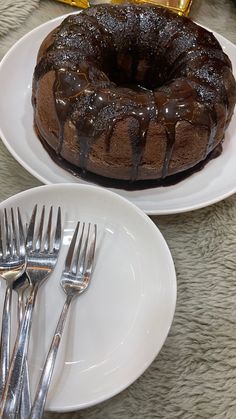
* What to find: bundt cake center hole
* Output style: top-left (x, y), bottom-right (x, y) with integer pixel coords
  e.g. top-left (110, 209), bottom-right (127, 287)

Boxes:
top-left (106, 52), bottom-right (166, 90)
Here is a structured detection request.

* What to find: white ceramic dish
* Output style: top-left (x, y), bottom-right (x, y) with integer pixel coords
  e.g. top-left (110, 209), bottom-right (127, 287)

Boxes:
top-left (0, 184), bottom-right (176, 412)
top-left (0, 14), bottom-right (235, 214)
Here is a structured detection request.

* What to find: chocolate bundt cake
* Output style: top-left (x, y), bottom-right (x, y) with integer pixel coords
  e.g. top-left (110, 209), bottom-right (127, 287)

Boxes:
top-left (32, 4), bottom-right (236, 187)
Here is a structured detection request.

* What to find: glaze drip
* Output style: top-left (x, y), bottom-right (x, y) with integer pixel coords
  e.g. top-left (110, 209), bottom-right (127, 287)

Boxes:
top-left (53, 69), bottom-right (90, 153)
top-left (51, 66), bottom-right (221, 180)
top-left (52, 63), bottom-right (161, 179)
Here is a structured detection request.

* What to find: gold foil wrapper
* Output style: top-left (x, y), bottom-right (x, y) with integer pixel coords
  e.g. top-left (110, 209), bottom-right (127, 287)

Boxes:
top-left (55, 0), bottom-right (89, 8)
top-left (54, 0), bottom-right (192, 16)
top-left (111, 0), bottom-right (192, 15)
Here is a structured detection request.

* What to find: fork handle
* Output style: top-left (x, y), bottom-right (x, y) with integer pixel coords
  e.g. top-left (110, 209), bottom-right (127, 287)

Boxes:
top-left (18, 359), bottom-right (31, 419)
top-left (0, 284), bottom-right (12, 398)
top-left (0, 285), bottom-right (38, 419)
top-left (16, 289), bottom-right (32, 419)
top-left (30, 293), bottom-right (74, 419)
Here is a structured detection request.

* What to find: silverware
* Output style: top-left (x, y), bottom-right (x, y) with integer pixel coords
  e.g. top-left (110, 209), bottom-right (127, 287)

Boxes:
top-left (0, 204), bottom-right (62, 419)
top-left (13, 272), bottom-right (31, 419)
top-left (13, 272), bottom-right (30, 324)
top-left (0, 207), bottom-right (26, 398)
top-left (30, 221), bottom-right (97, 419)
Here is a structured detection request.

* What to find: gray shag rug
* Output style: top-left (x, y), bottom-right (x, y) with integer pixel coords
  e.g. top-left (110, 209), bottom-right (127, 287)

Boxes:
top-left (1, 1), bottom-right (236, 418)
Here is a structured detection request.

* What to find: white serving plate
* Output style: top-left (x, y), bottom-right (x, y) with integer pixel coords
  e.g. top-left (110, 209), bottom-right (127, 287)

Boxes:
top-left (0, 14), bottom-right (235, 214)
top-left (0, 184), bottom-right (176, 411)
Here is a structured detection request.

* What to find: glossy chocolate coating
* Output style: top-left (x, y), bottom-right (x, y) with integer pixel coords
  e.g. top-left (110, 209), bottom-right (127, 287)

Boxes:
top-left (32, 4), bottom-right (236, 185)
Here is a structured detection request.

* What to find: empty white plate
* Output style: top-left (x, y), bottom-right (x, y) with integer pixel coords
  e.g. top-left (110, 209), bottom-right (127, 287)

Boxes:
top-left (0, 184), bottom-right (176, 412)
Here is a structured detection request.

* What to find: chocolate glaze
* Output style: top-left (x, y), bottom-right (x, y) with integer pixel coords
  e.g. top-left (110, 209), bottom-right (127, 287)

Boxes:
top-left (35, 120), bottom-right (222, 190)
top-left (32, 4), bottom-right (236, 185)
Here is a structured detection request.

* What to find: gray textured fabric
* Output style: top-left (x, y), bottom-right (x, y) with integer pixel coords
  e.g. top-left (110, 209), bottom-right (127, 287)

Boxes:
top-left (0, 0), bottom-right (39, 37)
top-left (1, 1), bottom-right (236, 418)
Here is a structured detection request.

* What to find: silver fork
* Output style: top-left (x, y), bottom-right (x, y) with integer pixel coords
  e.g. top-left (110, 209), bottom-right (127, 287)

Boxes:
top-left (30, 221), bottom-right (97, 419)
top-left (0, 204), bottom-right (62, 419)
top-left (0, 207), bottom-right (26, 398)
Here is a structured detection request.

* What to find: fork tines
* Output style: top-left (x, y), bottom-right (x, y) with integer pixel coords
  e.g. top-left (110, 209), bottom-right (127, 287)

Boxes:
top-left (0, 207), bottom-right (25, 261)
top-left (26, 205), bottom-right (61, 254)
top-left (66, 222), bottom-right (97, 277)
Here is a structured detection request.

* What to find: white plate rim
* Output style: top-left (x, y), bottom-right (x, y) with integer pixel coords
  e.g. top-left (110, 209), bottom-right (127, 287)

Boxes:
top-left (0, 183), bottom-right (177, 411)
